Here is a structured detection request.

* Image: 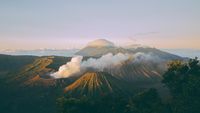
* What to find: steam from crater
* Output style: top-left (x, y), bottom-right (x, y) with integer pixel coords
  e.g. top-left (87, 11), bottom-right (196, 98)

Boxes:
top-left (51, 53), bottom-right (131, 78)
top-left (51, 56), bottom-right (83, 78)
top-left (51, 52), bottom-right (163, 79)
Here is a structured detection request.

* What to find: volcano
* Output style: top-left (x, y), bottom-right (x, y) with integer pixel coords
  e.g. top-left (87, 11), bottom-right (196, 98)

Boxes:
top-left (75, 39), bottom-right (132, 57)
top-left (74, 39), bottom-right (182, 81)
top-left (64, 72), bottom-right (130, 97)
top-left (76, 39), bottom-right (181, 60)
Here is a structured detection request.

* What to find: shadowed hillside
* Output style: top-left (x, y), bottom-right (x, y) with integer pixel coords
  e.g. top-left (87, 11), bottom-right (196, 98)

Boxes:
top-left (0, 55), bottom-right (73, 113)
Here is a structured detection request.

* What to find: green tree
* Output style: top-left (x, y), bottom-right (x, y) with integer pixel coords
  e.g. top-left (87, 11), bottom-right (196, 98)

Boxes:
top-left (126, 89), bottom-right (165, 113)
top-left (162, 57), bottom-right (200, 113)
top-left (57, 95), bottom-right (129, 113)
top-left (57, 96), bottom-right (92, 113)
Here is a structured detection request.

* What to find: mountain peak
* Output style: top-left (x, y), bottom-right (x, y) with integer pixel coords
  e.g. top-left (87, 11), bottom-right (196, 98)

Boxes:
top-left (64, 71), bottom-right (129, 97)
top-left (86, 39), bottom-right (115, 47)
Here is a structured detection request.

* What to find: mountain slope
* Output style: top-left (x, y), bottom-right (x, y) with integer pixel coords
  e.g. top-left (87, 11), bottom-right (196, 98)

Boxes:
top-left (64, 72), bottom-right (130, 97)
top-left (75, 39), bottom-right (131, 57)
top-left (1, 56), bottom-right (75, 88)
top-left (127, 47), bottom-right (181, 60)
top-left (76, 39), bottom-right (181, 60)
top-left (0, 54), bottom-right (37, 79)
top-left (108, 61), bottom-right (164, 82)
top-left (0, 55), bottom-right (73, 113)
top-left (76, 46), bottom-right (132, 57)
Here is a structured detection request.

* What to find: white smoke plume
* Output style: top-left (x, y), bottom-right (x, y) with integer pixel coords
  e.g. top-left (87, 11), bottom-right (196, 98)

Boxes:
top-left (51, 52), bottom-right (164, 79)
top-left (51, 56), bottom-right (83, 78)
top-left (82, 53), bottom-right (130, 71)
top-left (51, 53), bottom-right (131, 78)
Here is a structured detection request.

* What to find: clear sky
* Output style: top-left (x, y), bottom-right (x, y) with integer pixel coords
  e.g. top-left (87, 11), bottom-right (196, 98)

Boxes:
top-left (0, 0), bottom-right (200, 50)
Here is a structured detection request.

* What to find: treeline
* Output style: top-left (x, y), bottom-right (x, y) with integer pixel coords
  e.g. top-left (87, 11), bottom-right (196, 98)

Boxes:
top-left (57, 88), bottom-right (166, 113)
top-left (57, 58), bottom-right (200, 113)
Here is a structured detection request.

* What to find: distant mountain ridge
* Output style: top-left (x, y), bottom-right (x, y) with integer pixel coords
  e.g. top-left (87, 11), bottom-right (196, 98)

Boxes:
top-left (0, 49), bottom-right (79, 57)
top-left (75, 39), bottom-right (181, 60)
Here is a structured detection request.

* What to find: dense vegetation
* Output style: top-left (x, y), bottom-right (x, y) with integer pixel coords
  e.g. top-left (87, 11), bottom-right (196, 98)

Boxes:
top-left (162, 57), bottom-right (200, 113)
top-left (57, 89), bottom-right (165, 113)
top-left (58, 58), bottom-right (200, 113)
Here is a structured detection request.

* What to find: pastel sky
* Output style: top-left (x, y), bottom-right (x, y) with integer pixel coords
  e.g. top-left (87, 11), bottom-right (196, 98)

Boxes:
top-left (0, 0), bottom-right (200, 50)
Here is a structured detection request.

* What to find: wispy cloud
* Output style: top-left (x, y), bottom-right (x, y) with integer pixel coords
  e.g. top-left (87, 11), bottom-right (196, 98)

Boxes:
top-left (134, 32), bottom-right (160, 37)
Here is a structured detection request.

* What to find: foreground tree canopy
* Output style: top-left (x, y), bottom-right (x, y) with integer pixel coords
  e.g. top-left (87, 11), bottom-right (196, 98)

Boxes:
top-left (57, 89), bottom-right (164, 113)
top-left (162, 57), bottom-right (200, 113)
